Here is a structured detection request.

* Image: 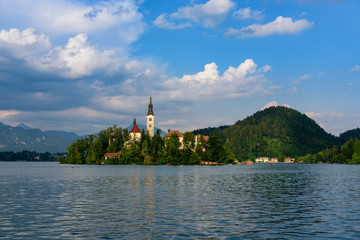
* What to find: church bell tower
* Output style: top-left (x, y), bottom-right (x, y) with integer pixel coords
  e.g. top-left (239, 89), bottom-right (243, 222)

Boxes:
top-left (146, 96), bottom-right (155, 137)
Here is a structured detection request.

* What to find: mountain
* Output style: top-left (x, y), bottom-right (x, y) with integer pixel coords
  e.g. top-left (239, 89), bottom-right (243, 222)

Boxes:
top-left (340, 128), bottom-right (360, 141)
top-left (43, 130), bottom-right (81, 140)
top-left (15, 122), bottom-right (81, 140)
top-left (193, 106), bottom-right (341, 159)
top-left (0, 123), bottom-right (75, 153)
top-left (16, 123), bottom-right (32, 130)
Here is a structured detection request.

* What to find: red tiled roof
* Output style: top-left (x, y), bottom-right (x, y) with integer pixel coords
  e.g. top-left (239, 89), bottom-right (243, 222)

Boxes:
top-left (196, 135), bottom-right (209, 142)
top-left (104, 152), bottom-right (122, 158)
top-left (129, 123), bottom-right (142, 133)
top-left (164, 130), bottom-right (184, 138)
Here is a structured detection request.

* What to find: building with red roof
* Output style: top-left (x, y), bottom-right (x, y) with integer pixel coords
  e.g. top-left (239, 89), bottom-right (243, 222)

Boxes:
top-left (129, 118), bottom-right (142, 141)
top-left (164, 130), bottom-right (185, 149)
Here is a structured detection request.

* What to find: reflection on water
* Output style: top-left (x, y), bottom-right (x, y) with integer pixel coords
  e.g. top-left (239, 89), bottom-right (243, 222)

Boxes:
top-left (1, 162), bottom-right (360, 239)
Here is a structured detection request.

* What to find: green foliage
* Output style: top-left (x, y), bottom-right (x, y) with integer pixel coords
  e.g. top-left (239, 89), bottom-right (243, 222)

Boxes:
top-left (0, 150), bottom-right (58, 161)
top-left (61, 124), bottom-right (231, 165)
top-left (207, 135), bottom-right (226, 163)
top-left (298, 138), bottom-right (360, 164)
top-left (193, 106), bottom-right (341, 159)
top-left (340, 128), bottom-right (360, 142)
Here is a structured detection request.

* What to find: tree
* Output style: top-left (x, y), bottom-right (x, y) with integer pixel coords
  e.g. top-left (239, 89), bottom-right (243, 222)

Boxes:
top-left (86, 139), bottom-right (104, 164)
top-left (165, 133), bottom-right (181, 164)
top-left (207, 135), bottom-right (226, 163)
top-left (150, 134), bottom-right (164, 163)
top-left (351, 138), bottom-right (360, 164)
top-left (183, 131), bottom-right (195, 149)
top-left (225, 149), bottom-right (235, 164)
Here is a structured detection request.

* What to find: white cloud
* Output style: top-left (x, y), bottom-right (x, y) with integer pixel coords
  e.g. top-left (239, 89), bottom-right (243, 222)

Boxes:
top-left (37, 33), bottom-right (120, 78)
top-left (159, 59), bottom-right (272, 101)
top-left (0, 28), bottom-right (51, 58)
top-left (260, 65), bottom-right (272, 73)
top-left (305, 111), bottom-right (346, 119)
top-left (299, 73), bottom-right (312, 80)
top-left (261, 101), bottom-right (290, 111)
top-left (153, 14), bottom-right (192, 29)
top-left (0, 107), bottom-right (128, 135)
top-left (292, 73), bottom-right (312, 84)
top-left (226, 16), bottom-right (314, 38)
top-left (0, 28), bottom-right (144, 79)
top-left (154, 0), bottom-right (235, 29)
top-left (0, 110), bottom-right (21, 119)
top-left (0, 0), bottom-right (145, 44)
top-left (93, 95), bottom-right (149, 113)
top-left (351, 65), bottom-right (360, 72)
top-left (233, 7), bottom-right (265, 21)
top-left (304, 111), bottom-right (358, 136)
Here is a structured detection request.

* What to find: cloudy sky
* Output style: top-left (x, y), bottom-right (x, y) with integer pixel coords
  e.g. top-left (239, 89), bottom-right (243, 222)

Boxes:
top-left (0, 0), bottom-right (359, 136)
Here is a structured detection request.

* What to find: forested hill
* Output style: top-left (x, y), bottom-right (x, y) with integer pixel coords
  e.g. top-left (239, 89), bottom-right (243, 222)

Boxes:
top-left (193, 106), bottom-right (341, 159)
top-left (340, 128), bottom-right (360, 141)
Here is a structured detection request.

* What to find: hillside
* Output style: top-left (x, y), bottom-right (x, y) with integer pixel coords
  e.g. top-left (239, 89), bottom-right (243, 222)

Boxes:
top-left (0, 123), bottom-right (77, 153)
top-left (194, 106), bottom-right (341, 159)
top-left (340, 128), bottom-right (360, 141)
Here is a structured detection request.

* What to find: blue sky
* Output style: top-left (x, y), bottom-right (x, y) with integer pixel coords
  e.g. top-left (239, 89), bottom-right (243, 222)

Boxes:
top-left (0, 0), bottom-right (359, 136)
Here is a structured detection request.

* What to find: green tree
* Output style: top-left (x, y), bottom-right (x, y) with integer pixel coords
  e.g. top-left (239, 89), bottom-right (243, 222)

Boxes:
top-left (207, 135), bottom-right (226, 163)
top-left (351, 138), bottom-right (360, 164)
top-left (224, 149), bottom-right (235, 164)
top-left (183, 131), bottom-right (195, 149)
top-left (86, 139), bottom-right (104, 164)
top-left (165, 133), bottom-right (181, 164)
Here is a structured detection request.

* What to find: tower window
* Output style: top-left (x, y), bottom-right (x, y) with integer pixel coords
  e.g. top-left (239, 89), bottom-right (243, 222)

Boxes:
top-left (149, 118), bottom-right (152, 121)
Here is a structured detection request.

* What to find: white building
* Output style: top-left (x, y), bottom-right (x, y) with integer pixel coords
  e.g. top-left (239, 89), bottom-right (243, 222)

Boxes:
top-left (255, 157), bottom-right (269, 163)
top-left (146, 96), bottom-right (155, 137)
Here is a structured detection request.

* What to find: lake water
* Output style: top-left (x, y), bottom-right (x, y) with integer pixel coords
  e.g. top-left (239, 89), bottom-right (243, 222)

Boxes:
top-left (1, 162), bottom-right (360, 239)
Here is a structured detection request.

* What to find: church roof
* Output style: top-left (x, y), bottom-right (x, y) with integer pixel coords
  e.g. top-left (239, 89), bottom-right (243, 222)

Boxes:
top-left (164, 130), bottom-right (184, 138)
top-left (129, 119), bottom-right (142, 133)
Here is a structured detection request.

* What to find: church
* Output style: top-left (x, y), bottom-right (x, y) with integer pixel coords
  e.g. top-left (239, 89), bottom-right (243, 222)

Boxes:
top-left (128, 96), bottom-right (155, 142)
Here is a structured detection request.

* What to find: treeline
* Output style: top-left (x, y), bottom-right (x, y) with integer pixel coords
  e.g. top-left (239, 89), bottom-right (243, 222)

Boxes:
top-left (0, 150), bottom-right (58, 161)
top-left (59, 125), bottom-right (236, 165)
top-left (297, 138), bottom-right (360, 164)
top-left (340, 128), bottom-right (360, 141)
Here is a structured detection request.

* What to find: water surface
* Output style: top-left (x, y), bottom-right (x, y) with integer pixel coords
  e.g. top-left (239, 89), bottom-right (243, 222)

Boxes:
top-left (1, 162), bottom-right (360, 239)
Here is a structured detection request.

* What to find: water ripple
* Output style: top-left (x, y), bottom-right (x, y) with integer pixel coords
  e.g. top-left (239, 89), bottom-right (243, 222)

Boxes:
top-left (1, 162), bottom-right (360, 239)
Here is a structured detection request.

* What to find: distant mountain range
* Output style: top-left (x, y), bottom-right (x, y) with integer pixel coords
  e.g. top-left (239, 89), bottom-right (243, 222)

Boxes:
top-left (0, 122), bottom-right (167, 153)
top-left (0, 123), bottom-right (82, 153)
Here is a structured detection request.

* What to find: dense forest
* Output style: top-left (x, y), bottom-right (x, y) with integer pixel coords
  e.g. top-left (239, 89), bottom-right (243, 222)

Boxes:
top-left (59, 125), bottom-right (236, 165)
top-left (340, 128), bottom-right (360, 141)
top-left (297, 138), bottom-right (360, 164)
top-left (194, 106), bottom-right (342, 160)
top-left (0, 151), bottom-right (58, 161)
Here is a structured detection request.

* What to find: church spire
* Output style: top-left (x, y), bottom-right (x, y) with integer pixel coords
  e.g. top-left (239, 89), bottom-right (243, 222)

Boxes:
top-left (146, 95), bottom-right (155, 137)
top-left (147, 95), bottom-right (154, 116)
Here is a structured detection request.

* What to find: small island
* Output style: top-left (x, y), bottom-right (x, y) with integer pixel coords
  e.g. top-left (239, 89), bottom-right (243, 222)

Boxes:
top-left (59, 96), bottom-right (236, 165)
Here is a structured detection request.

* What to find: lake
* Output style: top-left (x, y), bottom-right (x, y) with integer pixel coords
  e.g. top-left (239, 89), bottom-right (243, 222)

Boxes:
top-left (1, 162), bottom-right (360, 239)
